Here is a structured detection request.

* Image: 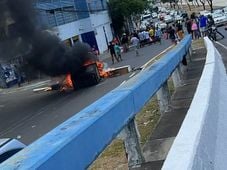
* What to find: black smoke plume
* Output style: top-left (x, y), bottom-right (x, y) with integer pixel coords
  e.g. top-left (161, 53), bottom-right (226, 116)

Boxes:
top-left (1, 0), bottom-right (94, 76)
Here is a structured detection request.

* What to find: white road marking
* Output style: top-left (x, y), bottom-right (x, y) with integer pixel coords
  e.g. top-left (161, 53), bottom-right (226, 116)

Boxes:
top-left (141, 45), bottom-right (175, 70)
top-left (119, 80), bottom-right (126, 86)
top-left (215, 41), bottom-right (227, 50)
top-left (129, 72), bottom-right (136, 78)
top-left (95, 81), bottom-right (106, 87)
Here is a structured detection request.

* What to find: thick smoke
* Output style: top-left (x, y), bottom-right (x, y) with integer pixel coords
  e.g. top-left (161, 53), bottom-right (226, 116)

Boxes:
top-left (1, 0), bottom-right (94, 76)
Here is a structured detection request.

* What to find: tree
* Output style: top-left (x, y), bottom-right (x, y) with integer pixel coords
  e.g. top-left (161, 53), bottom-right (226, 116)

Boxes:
top-left (206, 0), bottom-right (213, 12)
top-left (108, 0), bottom-right (147, 36)
top-left (194, 0), bottom-right (200, 7)
top-left (187, 0), bottom-right (192, 11)
top-left (199, 0), bottom-right (206, 10)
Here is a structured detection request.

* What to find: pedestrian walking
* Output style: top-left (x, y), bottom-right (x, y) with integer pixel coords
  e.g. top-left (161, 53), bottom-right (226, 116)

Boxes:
top-left (176, 21), bottom-right (184, 41)
top-left (138, 30), bottom-right (145, 47)
top-left (114, 43), bottom-right (122, 61)
top-left (130, 34), bottom-right (140, 56)
top-left (108, 42), bottom-right (119, 64)
top-left (91, 45), bottom-right (99, 60)
top-left (185, 18), bottom-right (192, 35)
top-left (199, 14), bottom-right (208, 37)
top-left (169, 26), bottom-right (177, 45)
top-left (155, 27), bottom-right (162, 44)
top-left (191, 20), bottom-right (198, 39)
top-left (121, 33), bottom-right (129, 53)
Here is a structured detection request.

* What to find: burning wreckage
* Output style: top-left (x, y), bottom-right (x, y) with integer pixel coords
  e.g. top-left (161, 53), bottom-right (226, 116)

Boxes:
top-left (35, 59), bottom-right (112, 92)
top-left (34, 57), bottom-right (132, 92)
top-left (1, 0), bottom-right (131, 92)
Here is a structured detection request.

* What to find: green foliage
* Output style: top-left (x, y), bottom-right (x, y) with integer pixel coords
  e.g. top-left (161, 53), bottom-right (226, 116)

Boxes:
top-left (108, 0), bottom-right (148, 35)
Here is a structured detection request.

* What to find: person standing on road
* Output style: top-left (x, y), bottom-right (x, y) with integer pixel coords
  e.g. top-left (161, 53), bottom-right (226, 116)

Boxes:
top-left (108, 42), bottom-right (119, 64)
top-left (138, 30), bottom-right (145, 47)
top-left (155, 27), bottom-right (162, 43)
top-left (176, 21), bottom-right (184, 41)
top-left (199, 14), bottom-right (207, 37)
top-left (169, 26), bottom-right (177, 44)
top-left (185, 18), bottom-right (192, 35)
top-left (130, 34), bottom-right (140, 56)
top-left (121, 33), bottom-right (129, 53)
top-left (114, 43), bottom-right (123, 61)
top-left (207, 15), bottom-right (225, 40)
top-left (191, 20), bottom-right (199, 39)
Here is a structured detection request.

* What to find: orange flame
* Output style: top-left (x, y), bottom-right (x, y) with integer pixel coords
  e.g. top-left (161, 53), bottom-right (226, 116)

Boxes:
top-left (61, 73), bottom-right (73, 91)
top-left (60, 60), bottom-right (111, 91)
top-left (83, 60), bottom-right (111, 78)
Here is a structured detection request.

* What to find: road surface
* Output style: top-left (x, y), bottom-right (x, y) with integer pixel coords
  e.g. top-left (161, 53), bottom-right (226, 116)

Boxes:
top-left (0, 39), bottom-right (172, 144)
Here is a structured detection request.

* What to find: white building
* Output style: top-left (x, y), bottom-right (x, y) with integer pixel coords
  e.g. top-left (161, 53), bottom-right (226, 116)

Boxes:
top-left (36, 0), bottom-right (113, 54)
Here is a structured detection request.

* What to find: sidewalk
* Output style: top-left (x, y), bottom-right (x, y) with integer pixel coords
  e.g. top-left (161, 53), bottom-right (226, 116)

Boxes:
top-left (132, 45), bottom-right (207, 169)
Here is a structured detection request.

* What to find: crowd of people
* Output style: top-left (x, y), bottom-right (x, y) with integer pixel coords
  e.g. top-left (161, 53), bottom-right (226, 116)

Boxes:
top-left (163, 20), bottom-right (185, 44)
top-left (108, 26), bottom-right (163, 64)
top-left (107, 11), bottom-right (226, 64)
top-left (185, 12), bottom-right (225, 40)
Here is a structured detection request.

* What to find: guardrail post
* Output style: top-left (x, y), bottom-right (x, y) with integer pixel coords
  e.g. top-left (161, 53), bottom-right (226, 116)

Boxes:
top-left (156, 81), bottom-right (170, 113)
top-left (120, 119), bottom-right (144, 168)
top-left (179, 62), bottom-right (187, 75)
top-left (171, 66), bottom-right (182, 88)
top-left (187, 46), bottom-right (192, 62)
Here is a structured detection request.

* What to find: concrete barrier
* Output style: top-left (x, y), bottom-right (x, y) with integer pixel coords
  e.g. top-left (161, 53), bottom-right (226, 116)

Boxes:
top-left (162, 37), bottom-right (227, 170)
top-left (0, 35), bottom-right (192, 170)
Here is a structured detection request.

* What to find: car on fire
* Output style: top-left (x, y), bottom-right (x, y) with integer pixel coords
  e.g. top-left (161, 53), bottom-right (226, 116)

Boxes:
top-left (71, 62), bottom-right (101, 90)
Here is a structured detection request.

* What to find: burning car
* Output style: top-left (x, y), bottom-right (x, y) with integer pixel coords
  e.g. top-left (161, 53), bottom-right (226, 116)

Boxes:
top-left (34, 60), bottom-right (111, 92)
top-left (70, 62), bottom-right (101, 90)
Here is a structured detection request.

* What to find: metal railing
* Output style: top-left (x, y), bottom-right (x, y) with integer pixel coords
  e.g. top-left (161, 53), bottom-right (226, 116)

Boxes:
top-left (0, 35), bottom-right (192, 170)
top-left (163, 37), bottom-right (227, 170)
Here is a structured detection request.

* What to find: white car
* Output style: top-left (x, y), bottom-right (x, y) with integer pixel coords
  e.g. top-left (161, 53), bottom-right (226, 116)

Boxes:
top-left (175, 15), bottom-right (183, 21)
top-left (213, 9), bottom-right (222, 14)
top-left (164, 15), bottom-right (173, 23)
top-left (141, 13), bottom-right (152, 21)
top-left (155, 21), bottom-right (167, 30)
top-left (140, 20), bottom-right (150, 29)
top-left (0, 138), bottom-right (26, 163)
top-left (200, 10), bottom-right (211, 17)
top-left (212, 13), bottom-right (227, 26)
top-left (152, 12), bottom-right (158, 18)
top-left (223, 7), bottom-right (227, 14)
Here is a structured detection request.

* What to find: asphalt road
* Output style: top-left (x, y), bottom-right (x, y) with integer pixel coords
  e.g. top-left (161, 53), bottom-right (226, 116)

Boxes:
top-left (214, 26), bottom-right (227, 67)
top-left (0, 39), bottom-right (172, 144)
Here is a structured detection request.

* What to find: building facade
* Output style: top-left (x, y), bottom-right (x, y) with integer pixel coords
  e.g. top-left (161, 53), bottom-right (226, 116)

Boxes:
top-left (35, 0), bottom-right (113, 53)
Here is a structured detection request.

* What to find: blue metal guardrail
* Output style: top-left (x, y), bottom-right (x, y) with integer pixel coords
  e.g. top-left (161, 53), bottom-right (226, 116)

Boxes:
top-left (0, 35), bottom-right (192, 170)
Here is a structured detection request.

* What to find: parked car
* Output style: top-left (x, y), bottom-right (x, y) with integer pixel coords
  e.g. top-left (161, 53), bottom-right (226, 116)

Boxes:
top-left (175, 15), bottom-right (183, 21)
top-left (181, 11), bottom-right (188, 19)
top-left (223, 7), bottom-right (227, 14)
top-left (213, 9), bottom-right (223, 14)
top-left (141, 13), bottom-right (152, 21)
top-left (200, 10), bottom-right (211, 17)
top-left (155, 21), bottom-right (167, 31)
top-left (212, 13), bottom-right (227, 26)
top-left (164, 15), bottom-right (174, 24)
top-left (0, 138), bottom-right (26, 164)
top-left (152, 12), bottom-right (158, 18)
